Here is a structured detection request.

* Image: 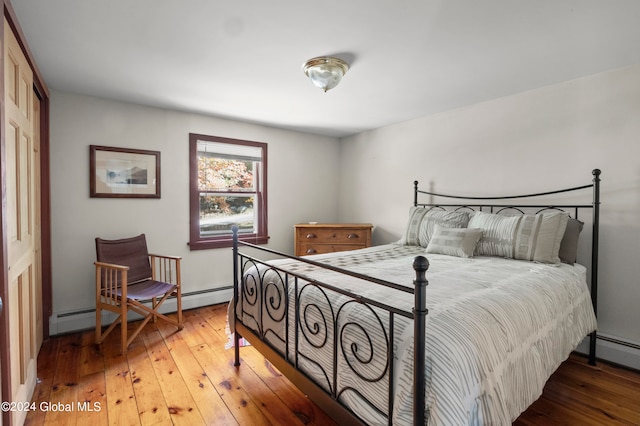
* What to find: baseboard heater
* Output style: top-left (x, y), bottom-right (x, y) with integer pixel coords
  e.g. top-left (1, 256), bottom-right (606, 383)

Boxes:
top-left (572, 332), bottom-right (640, 371)
top-left (597, 333), bottom-right (640, 351)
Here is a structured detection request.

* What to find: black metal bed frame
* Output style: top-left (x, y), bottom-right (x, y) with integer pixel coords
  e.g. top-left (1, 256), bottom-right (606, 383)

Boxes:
top-left (231, 169), bottom-right (601, 426)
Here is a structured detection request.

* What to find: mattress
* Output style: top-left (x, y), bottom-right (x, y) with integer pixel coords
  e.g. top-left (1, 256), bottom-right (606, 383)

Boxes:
top-left (234, 244), bottom-right (597, 425)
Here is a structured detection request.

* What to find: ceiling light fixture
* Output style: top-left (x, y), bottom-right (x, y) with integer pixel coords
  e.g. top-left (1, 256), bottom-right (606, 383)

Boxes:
top-left (302, 56), bottom-right (349, 92)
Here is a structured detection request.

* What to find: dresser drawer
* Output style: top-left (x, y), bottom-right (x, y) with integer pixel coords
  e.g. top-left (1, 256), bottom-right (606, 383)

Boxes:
top-left (294, 223), bottom-right (373, 256)
top-left (299, 228), bottom-right (368, 244)
top-left (297, 243), bottom-right (366, 256)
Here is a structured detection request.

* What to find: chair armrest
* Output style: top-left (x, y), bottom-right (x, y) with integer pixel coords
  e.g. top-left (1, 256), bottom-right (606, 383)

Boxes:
top-left (94, 261), bottom-right (129, 271)
top-left (148, 253), bottom-right (182, 261)
top-left (95, 261), bottom-right (128, 299)
top-left (149, 253), bottom-right (182, 262)
top-left (148, 255), bottom-right (181, 285)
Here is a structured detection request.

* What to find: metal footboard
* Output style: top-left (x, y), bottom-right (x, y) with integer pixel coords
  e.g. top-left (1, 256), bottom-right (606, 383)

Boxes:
top-left (232, 229), bottom-right (429, 425)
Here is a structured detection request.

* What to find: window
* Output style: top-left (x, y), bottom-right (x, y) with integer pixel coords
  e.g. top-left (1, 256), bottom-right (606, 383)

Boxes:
top-left (189, 133), bottom-right (268, 250)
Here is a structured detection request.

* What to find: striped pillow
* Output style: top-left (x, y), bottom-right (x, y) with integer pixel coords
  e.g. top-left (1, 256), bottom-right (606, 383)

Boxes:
top-left (468, 212), bottom-right (520, 258)
top-left (469, 211), bottom-right (569, 263)
top-left (426, 225), bottom-right (484, 258)
top-left (515, 211), bottom-right (569, 263)
top-left (397, 206), bottom-right (430, 245)
top-left (418, 210), bottom-right (471, 247)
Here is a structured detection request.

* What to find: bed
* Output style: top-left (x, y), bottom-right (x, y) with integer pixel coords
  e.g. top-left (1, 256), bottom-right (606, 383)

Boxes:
top-left (230, 169), bottom-right (601, 425)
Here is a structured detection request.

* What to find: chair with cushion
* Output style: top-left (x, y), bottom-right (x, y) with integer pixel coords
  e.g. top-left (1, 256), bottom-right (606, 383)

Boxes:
top-left (94, 233), bottom-right (183, 353)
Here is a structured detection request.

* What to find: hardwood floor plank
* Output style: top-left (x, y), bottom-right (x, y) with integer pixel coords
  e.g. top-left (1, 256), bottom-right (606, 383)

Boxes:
top-left (192, 342), bottom-right (273, 425)
top-left (78, 331), bottom-right (105, 378)
top-left (25, 337), bottom-right (59, 426)
top-left (555, 358), bottom-right (640, 405)
top-left (236, 341), bottom-right (338, 426)
top-left (44, 333), bottom-right (82, 425)
top-left (154, 320), bottom-right (239, 425)
top-left (541, 358), bottom-right (640, 425)
top-left (24, 304), bottom-right (640, 426)
top-left (184, 307), bottom-right (298, 425)
top-left (102, 330), bottom-right (142, 426)
top-left (513, 353), bottom-right (640, 425)
top-left (175, 310), bottom-right (216, 349)
top-left (185, 307), bottom-right (295, 424)
top-left (196, 304), bottom-right (231, 342)
top-left (140, 328), bottom-right (207, 425)
top-left (75, 371), bottom-right (108, 426)
top-left (124, 331), bottom-right (173, 425)
top-left (543, 379), bottom-right (640, 425)
top-left (513, 397), bottom-right (606, 426)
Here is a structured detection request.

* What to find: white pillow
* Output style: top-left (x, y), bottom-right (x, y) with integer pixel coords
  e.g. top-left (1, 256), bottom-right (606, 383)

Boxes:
top-left (468, 211), bottom-right (569, 264)
top-left (514, 211), bottom-right (569, 264)
top-left (417, 210), bottom-right (470, 247)
top-left (397, 206), bottom-right (430, 246)
top-left (467, 212), bottom-right (519, 258)
top-left (426, 225), bottom-right (484, 258)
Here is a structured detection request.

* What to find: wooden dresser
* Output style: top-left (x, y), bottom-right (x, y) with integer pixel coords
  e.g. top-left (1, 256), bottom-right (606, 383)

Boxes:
top-left (294, 223), bottom-right (373, 256)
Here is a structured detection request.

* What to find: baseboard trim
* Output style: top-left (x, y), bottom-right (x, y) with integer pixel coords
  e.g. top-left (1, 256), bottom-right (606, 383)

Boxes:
top-left (49, 286), bottom-right (233, 335)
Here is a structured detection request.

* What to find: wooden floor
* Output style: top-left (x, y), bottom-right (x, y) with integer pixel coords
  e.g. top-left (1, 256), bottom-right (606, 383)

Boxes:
top-left (25, 303), bottom-right (640, 426)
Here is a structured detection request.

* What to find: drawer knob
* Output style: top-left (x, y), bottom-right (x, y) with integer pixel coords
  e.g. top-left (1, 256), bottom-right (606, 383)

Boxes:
top-left (306, 233), bottom-right (317, 239)
top-left (306, 248), bottom-right (317, 254)
top-left (347, 233), bottom-right (359, 239)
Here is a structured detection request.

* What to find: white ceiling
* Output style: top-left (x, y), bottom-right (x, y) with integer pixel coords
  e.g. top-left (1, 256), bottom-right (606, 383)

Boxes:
top-left (11, 0), bottom-right (640, 138)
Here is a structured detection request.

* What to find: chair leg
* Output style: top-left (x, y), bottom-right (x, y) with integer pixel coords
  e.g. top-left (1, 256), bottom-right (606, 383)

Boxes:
top-left (95, 305), bottom-right (102, 344)
top-left (121, 302), bottom-right (128, 354)
top-left (176, 288), bottom-right (183, 329)
top-left (126, 313), bottom-right (155, 349)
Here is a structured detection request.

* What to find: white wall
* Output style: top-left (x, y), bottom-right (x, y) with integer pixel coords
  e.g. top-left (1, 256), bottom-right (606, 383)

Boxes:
top-left (49, 91), bottom-right (341, 331)
top-left (338, 64), bottom-right (640, 367)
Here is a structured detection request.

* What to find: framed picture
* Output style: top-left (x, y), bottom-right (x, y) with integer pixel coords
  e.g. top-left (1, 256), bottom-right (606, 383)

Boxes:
top-left (90, 145), bottom-right (161, 198)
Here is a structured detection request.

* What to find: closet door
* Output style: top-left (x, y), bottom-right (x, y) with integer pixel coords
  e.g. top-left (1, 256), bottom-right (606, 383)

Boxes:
top-left (4, 17), bottom-right (41, 425)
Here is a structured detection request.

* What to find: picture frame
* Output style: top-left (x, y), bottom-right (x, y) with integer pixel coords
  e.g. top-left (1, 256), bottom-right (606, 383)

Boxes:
top-left (90, 145), bottom-right (161, 198)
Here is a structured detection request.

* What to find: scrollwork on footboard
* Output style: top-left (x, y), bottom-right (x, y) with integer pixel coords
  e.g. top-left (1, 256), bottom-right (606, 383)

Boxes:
top-left (295, 283), bottom-right (335, 392)
top-left (232, 226), bottom-right (429, 425)
top-left (294, 282), bottom-right (393, 422)
top-left (298, 284), bottom-right (332, 351)
top-left (335, 300), bottom-right (391, 421)
top-left (338, 301), bottom-right (389, 383)
top-left (234, 253), bottom-right (417, 424)
top-left (238, 258), bottom-right (290, 351)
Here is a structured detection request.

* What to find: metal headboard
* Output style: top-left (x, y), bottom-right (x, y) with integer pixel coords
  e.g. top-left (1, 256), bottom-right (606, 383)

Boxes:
top-left (413, 169), bottom-right (601, 365)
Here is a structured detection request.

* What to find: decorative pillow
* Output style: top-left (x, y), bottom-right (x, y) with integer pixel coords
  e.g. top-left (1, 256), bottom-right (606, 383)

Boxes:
top-left (467, 212), bottom-right (520, 258)
top-left (426, 225), bottom-right (484, 258)
top-left (469, 211), bottom-right (569, 264)
top-left (559, 217), bottom-right (584, 264)
top-left (397, 206), bottom-right (430, 246)
top-left (516, 211), bottom-right (569, 263)
top-left (418, 210), bottom-right (470, 247)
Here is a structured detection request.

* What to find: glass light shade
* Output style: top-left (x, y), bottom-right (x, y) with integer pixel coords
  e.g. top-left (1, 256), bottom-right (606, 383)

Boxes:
top-left (303, 57), bottom-right (349, 92)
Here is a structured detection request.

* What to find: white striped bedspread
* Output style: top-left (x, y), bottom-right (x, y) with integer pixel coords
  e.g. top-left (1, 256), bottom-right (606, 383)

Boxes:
top-left (234, 244), bottom-right (597, 425)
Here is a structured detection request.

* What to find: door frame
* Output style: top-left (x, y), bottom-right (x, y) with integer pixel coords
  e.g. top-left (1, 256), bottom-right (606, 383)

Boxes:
top-left (1, 2), bottom-right (51, 424)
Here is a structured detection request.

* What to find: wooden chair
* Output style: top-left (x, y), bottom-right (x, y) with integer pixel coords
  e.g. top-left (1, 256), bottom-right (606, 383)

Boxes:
top-left (94, 234), bottom-right (183, 353)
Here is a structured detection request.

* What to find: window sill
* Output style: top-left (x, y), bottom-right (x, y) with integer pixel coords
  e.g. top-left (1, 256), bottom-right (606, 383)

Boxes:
top-left (188, 235), bottom-right (269, 250)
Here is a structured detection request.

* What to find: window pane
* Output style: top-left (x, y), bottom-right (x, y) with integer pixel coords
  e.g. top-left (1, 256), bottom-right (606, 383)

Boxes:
top-left (199, 194), bottom-right (256, 237)
top-left (198, 156), bottom-right (255, 192)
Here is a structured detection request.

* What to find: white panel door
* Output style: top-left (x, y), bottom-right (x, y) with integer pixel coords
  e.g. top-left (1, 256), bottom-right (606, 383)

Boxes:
top-left (4, 17), bottom-right (41, 426)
